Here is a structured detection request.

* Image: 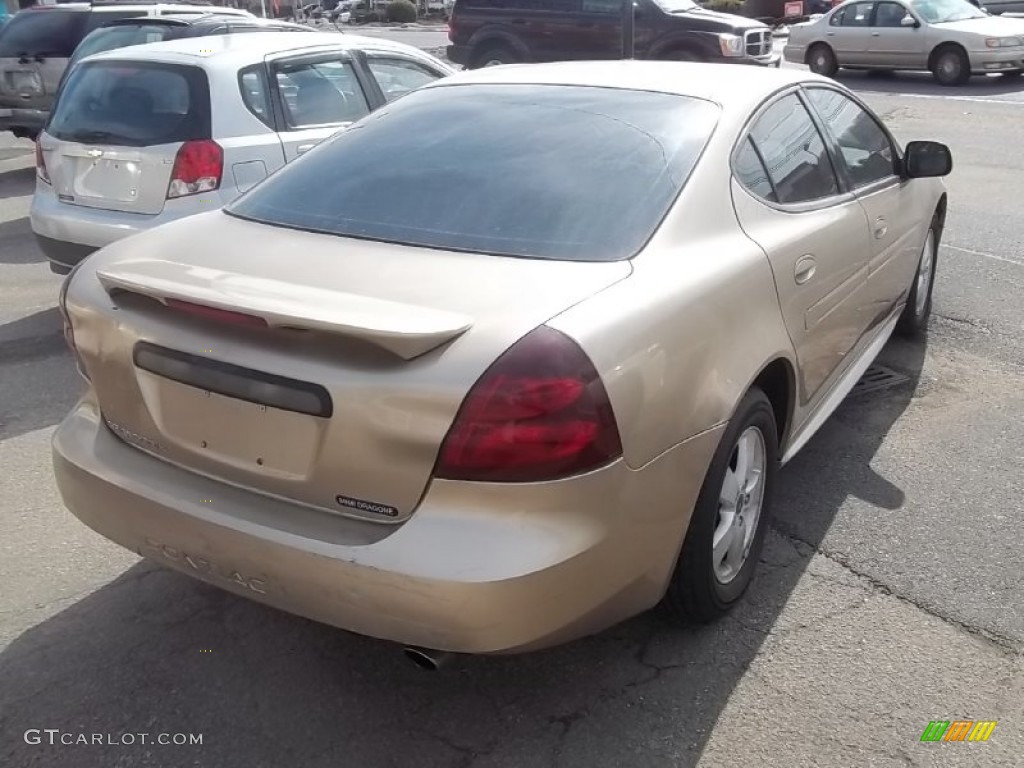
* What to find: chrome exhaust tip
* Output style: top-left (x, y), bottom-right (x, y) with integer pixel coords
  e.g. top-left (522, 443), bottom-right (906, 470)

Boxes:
top-left (403, 646), bottom-right (451, 671)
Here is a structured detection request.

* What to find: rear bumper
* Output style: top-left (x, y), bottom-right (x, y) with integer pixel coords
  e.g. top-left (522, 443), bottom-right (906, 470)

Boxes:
top-left (53, 397), bottom-right (722, 654)
top-left (35, 234), bottom-right (95, 275)
top-left (782, 44), bottom-right (806, 64)
top-left (30, 184), bottom-right (224, 271)
top-left (0, 106), bottom-right (47, 134)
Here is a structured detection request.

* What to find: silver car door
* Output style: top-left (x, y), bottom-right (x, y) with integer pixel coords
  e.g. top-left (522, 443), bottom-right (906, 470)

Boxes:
top-left (828, 2), bottom-right (877, 66)
top-left (266, 49), bottom-right (372, 163)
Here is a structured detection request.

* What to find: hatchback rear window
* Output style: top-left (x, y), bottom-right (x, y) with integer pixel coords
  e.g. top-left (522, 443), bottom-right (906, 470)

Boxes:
top-left (46, 60), bottom-right (211, 147)
top-left (227, 84), bottom-right (719, 262)
top-left (0, 11), bottom-right (86, 58)
top-left (69, 25), bottom-right (179, 68)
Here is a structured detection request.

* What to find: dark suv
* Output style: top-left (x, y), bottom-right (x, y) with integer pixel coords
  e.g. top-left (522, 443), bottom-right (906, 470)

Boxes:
top-left (447, 0), bottom-right (779, 69)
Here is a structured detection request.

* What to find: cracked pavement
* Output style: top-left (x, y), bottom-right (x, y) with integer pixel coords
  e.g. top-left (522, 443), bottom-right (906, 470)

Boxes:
top-left (2, 68), bottom-right (1023, 768)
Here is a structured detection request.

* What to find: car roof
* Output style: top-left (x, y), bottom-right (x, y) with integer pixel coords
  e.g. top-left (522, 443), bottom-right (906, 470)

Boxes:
top-left (82, 30), bottom-right (425, 67)
top-left (427, 60), bottom-right (828, 109)
top-left (96, 12), bottom-right (303, 26)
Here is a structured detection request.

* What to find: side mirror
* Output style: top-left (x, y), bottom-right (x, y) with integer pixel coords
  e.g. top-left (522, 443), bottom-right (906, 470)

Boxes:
top-left (900, 15), bottom-right (919, 27)
top-left (903, 140), bottom-right (952, 178)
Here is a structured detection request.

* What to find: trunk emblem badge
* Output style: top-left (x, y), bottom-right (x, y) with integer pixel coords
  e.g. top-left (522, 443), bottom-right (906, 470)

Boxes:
top-left (87, 148), bottom-right (103, 158)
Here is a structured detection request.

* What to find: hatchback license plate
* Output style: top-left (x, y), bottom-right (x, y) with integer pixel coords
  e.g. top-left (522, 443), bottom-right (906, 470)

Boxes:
top-left (11, 70), bottom-right (41, 93)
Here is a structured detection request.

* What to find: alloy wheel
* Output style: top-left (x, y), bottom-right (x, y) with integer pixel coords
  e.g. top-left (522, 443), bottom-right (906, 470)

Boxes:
top-left (713, 426), bottom-right (767, 584)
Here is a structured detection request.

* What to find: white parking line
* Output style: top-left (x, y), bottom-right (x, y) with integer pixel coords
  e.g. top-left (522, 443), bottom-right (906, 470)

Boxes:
top-left (944, 243), bottom-right (1024, 267)
top-left (859, 91), bottom-right (1024, 106)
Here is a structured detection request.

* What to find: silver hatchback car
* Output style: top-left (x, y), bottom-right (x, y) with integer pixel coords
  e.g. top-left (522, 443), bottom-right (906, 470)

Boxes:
top-left (31, 32), bottom-right (453, 273)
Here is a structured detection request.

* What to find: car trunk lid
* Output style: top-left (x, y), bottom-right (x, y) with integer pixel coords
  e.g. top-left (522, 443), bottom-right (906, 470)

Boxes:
top-left (42, 138), bottom-right (181, 214)
top-left (68, 212), bottom-right (632, 522)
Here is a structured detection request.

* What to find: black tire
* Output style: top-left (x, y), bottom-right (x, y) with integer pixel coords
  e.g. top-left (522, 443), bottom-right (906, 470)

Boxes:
top-left (896, 217), bottom-right (939, 338)
top-left (807, 43), bottom-right (838, 77)
top-left (470, 44), bottom-right (520, 69)
top-left (931, 45), bottom-right (970, 86)
top-left (662, 388), bottom-right (779, 623)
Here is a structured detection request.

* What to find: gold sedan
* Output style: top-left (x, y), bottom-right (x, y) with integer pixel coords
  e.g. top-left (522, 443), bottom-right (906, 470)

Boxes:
top-left (52, 61), bottom-right (951, 666)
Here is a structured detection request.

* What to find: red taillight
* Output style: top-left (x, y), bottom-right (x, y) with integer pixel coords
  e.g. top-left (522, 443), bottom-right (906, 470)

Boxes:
top-left (167, 140), bottom-right (222, 199)
top-left (35, 140), bottom-right (50, 184)
top-left (165, 298), bottom-right (268, 328)
top-left (435, 326), bottom-right (622, 483)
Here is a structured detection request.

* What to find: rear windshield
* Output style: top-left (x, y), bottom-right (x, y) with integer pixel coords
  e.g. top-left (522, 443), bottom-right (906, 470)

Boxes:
top-left (47, 60), bottom-right (211, 147)
top-left (227, 84), bottom-right (719, 262)
top-left (0, 11), bottom-right (87, 58)
top-left (69, 25), bottom-right (179, 67)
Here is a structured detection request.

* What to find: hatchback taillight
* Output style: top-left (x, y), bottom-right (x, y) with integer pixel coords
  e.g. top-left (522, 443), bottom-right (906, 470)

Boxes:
top-left (167, 139), bottom-right (222, 199)
top-left (35, 139), bottom-right (50, 184)
top-left (434, 326), bottom-right (623, 483)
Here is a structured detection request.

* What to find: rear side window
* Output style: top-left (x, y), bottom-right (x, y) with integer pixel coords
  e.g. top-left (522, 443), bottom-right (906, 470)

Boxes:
top-left (46, 61), bottom-right (211, 147)
top-left (0, 11), bottom-right (87, 58)
top-left (734, 137), bottom-right (775, 202)
top-left (228, 84), bottom-right (720, 262)
top-left (239, 65), bottom-right (272, 126)
top-left (746, 93), bottom-right (839, 205)
top-left (69, 25), bottom-right (177, 67)
top-left (274, 58), bottom-right (370, 128)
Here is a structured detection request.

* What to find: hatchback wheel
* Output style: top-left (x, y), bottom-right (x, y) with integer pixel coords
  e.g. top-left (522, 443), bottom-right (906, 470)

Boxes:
top-left (663, 387), bottom-right (778, 623)
top-left (896, 219), bottom-right (939, 337)
top-left (932, 46), bottom-right (970, 86)
top-left (807, 44), bottom-right (838, 77)
top-left (473, 45), bottom-right (520, 68)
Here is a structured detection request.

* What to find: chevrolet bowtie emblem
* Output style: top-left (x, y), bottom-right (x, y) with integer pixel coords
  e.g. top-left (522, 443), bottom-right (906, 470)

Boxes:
top-left (87, 148), bottom-right (103, 158)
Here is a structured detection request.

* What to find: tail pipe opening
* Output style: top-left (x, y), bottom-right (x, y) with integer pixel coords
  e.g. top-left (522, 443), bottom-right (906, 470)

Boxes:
top-left (403, 646), bottom-right (452, 671)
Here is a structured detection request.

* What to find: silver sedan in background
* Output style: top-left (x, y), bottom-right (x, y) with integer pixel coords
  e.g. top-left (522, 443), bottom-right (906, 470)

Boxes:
top-left (785, 0), bottom-right (1024, 84)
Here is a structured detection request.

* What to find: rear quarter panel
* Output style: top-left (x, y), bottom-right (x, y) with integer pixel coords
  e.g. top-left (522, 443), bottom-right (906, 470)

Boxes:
top-left (548, 123), bottom-right (796, 469)
top-left (204, 59), bottom-right (287, 198)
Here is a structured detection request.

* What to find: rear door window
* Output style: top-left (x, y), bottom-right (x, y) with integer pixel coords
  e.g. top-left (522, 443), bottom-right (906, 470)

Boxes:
top-left (0, 11), bottom-right (87, 58)
top-left (839, 2), bottom-right (875, 25)
top-left (46, 60), bottom-right (211, 146)
top-left (272, 57), bottom-right (370, 129)
top-left (746, 93), bottom-right (840, 205)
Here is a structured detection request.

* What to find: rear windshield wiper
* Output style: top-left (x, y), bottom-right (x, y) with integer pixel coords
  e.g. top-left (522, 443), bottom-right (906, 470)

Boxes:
top-left (65, 129), bottom-right (119, 144)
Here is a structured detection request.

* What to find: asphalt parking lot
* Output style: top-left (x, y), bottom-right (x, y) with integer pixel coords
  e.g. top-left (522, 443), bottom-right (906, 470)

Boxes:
top-left (1, 37), bottom-right (1023, 768)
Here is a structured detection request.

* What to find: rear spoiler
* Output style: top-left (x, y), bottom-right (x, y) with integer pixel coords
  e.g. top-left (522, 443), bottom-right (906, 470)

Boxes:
top-left (96, 259), bottom-right (473, 360)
